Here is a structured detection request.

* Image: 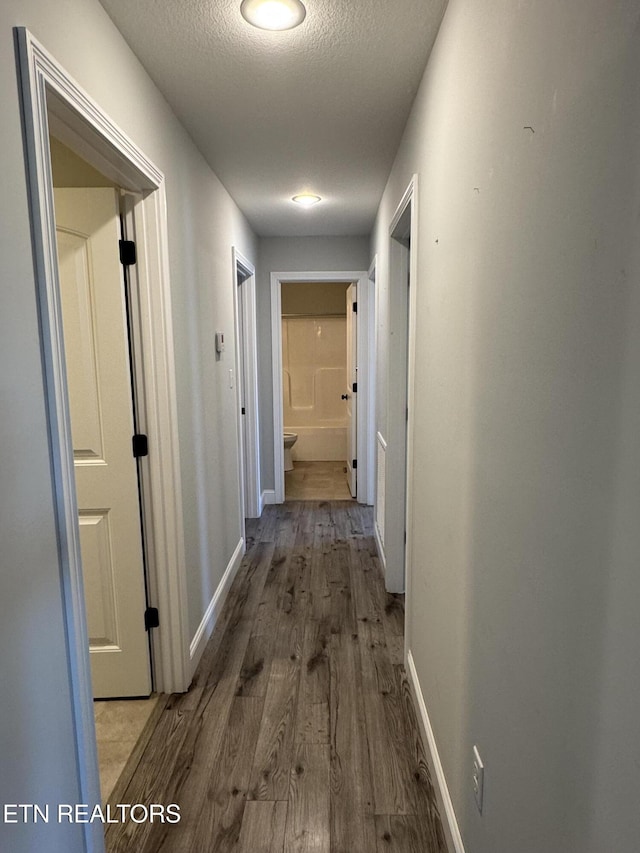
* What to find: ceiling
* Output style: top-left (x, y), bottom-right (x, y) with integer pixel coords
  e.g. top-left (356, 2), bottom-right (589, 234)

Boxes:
top-left (99, 0), bottom-right (447, 237)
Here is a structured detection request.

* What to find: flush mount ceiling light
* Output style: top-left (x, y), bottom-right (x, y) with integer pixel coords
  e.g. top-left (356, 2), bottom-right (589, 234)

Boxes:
top-left (240, 0), bottom-right (306, 31)
top-left (292, 193), bottom-right (321, 207)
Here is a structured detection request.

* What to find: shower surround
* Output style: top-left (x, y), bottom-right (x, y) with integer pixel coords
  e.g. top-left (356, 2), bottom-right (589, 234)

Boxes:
top-left (282, 315), bottom-right (347, 461)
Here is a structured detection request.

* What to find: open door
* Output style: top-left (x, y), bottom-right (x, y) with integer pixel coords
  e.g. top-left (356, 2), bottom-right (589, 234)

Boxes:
top-left (345, 283), bottom-right (357, 497)
top-left (54, 187), bottom-right (151, 698)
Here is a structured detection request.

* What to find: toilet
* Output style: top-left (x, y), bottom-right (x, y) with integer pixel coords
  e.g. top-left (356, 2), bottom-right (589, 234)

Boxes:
top-left (283, 432), bottom-right (298, 471)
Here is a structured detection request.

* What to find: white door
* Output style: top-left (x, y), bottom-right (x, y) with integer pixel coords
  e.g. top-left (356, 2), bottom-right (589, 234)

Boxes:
top-left (346, 283), bottom-right (357, 497)
top-left (54, 187), bottom-right (151, 699)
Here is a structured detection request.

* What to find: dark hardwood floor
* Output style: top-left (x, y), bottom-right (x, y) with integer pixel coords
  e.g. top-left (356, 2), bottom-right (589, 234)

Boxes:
top-left (105, 501), bottom-right (448, 853)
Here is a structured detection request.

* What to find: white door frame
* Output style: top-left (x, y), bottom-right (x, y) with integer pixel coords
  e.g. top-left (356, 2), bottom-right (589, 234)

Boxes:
top-left (384, 176), bottom-right (419, 607)
top-left (368, 255), bottom-right (377, 507)
top-left (232, 248), bottom-right (261, 522)
top-left (17, 29), bottom-right (190, 850)
top-left (270, 270), bottom-right (373, 504)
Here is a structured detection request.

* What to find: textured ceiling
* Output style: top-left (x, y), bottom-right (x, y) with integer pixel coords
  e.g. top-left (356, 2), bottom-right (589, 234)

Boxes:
top-left (99, 0), bottom-right (447, 236)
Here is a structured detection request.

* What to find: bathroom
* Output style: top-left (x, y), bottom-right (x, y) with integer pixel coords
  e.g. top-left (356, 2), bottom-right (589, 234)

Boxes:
top-left (281, 281), bottom-right (352, 500)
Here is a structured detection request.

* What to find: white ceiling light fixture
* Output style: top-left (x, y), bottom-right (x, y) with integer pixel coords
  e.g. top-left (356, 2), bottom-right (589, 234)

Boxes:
top-left (292, 193), bottom-right (321, 207)
top-left (240, 0), bottom-right (307, 31)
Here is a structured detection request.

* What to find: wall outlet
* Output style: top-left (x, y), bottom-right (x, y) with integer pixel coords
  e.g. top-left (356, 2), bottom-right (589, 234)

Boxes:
top-left (472, 745), bottom-right (484, 813)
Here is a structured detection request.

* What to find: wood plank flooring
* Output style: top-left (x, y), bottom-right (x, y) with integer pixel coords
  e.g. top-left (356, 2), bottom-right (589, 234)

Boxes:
top-left (106, 502), bottom-right (448, 853)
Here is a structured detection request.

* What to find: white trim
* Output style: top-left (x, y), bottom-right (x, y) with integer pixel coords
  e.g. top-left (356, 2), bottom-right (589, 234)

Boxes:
top-left (16, 29), bottom-right (189, 849)
top-left (270, 270), bottom-right (373, 504)
top-left (232, 249), bottom-right (261, 520)
top-left (374, 430), bottom-right (387, 567)
top-left (405, 175), bottom-right (420, 651)
top-left (368, 256), bottom-right (378, 507)
top-left (406, 650), bottom-right (466, 853)
top-left (130, 188), bottom-right (190, 695)
top-left (189, 537), bottom-right (245, 674)
top-left (385, 176), bottom-right (419, 601)
top-left (357, 276), bottom-right (375, 506)
top-left (270, 274), bottom-right (285, 502)
top-left (390, 177), bottom-right (416, 235)
top-left (374, 524), bottom-right (386, 573)
top-left (261, 489), bottom-right (277, 509)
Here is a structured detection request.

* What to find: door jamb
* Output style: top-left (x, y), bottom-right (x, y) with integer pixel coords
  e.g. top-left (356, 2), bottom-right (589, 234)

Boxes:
top-left (368, 256), bottom-right (377, 507)
top-left (232, 248), bottom-right (261, 522)
top-left (17, 29), bottom-right (190, 850)
top-left (385, 176), bottom-right (419, 618)
top-left (270, 270), bottom-right (372, 504)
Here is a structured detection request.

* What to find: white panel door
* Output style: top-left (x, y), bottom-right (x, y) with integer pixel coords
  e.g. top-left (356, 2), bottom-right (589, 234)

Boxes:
top-left (54, 187), bottom-right (151, 699)
top-left (346, 283), bottom-right (357, 497)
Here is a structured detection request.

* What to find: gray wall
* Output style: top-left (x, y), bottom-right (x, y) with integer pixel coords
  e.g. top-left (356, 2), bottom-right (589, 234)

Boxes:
top-left (0, 3), bottom-right (255, 850)
top-left (372, 1), bottom-right (640, 851)
top-left (257, 237), bottom-right (369, 490)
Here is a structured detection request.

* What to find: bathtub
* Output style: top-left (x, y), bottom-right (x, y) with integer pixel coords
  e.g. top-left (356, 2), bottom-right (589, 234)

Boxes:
top-left (285, 423), bottom-right (347, 462)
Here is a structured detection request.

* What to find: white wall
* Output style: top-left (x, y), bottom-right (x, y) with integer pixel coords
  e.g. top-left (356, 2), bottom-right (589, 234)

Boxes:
top-left (0, 2), bottom-right (255, 849)
top-left (372, 1), bottom-right (640, 851)
top-left (257, 236), bottom-right (369, 489)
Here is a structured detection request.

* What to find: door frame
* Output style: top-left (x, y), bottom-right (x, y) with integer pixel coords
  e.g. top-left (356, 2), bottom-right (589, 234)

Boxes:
top-left (368, 255), bottom-right (377, 507)
top-left (345, 282), bottom-right (358, 497)
top-left (55, 186), bottom-right (152, 699)
top-left (270, 270), bottom-right (373, 504)
top-left (17, 29), bottom-right (189, 849)
top-left (232, 248), bottom-right (261, 522)
top-left (384, 176), bottom-right (419, 609)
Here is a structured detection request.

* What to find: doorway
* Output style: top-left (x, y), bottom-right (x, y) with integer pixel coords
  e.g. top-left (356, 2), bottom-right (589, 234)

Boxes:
top-left (18, 28), bottom-right (189, 847)
top-left (382, 176), bottom-right (418, 609)
top-left (233, 249), bottom-right (261, 525)
top-left (280, 280), bottom-right (352, 500)
top-left (270, 270), bottom-right (374, 504)
top-left (51, 151), bottom-right (151, 699)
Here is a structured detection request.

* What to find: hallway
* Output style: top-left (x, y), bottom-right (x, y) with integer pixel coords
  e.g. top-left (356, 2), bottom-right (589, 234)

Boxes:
top-left (105, 502), bottom-right (447, 852)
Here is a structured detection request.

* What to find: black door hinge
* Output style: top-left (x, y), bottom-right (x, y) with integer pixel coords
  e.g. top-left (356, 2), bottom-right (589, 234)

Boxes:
top-left (119, 239), bottom-right (137, 266)
top-left (132, 433), bottom-right (148, 457)
top-left (241, 407), bottom-right (246, 415)
top-left (352, 301), bottom-right (357, 313)
top-left (145, 607), bottom-right (159, 630)
top-left (352, 459), bottom-right (357, 470)
top-left (352, 382), bottom-right (357, 393)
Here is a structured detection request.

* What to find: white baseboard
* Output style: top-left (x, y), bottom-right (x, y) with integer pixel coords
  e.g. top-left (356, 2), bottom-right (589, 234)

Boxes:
top-left (261, 489), bottom-right (277, 510)
top-left (406, 649), bottom-right (466, 853)
top-left (374, 522), bottom-right (386, 571)
top-left (189, 537), bottom-right (245, 675)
